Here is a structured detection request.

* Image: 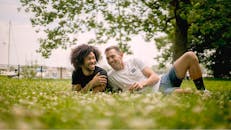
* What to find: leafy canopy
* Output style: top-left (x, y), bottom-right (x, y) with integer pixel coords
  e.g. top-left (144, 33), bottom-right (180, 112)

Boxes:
top-left (19, 0), bottom-right (173, 58)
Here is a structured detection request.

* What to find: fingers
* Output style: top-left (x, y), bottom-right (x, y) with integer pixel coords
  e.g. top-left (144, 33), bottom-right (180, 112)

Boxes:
top-left (129, 83), bottom-right (138, 91)
top-left (97, 75), bottom-right (107, 83)
top-left (95, 73), bottom-right (107, 82)
top-left (129, 82), bottom-right (142, 91)
top-left (99, 78), bottom-right (107, 84)
top-left (93, 73), bottom-right (107, 86)
top-left (95, 72), bottom-right (100, 76)
top-left (95, 74), bottom-right (107, 78)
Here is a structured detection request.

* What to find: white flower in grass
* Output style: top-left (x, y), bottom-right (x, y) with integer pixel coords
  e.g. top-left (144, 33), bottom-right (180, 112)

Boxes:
top-left (95, 119), bottom-right (112, 129)
top-left (47, 95), bottom-right (57, 101)
top-left (0, 96), bottom-right (5, 102)
top-left (19, 99), bottom-right (30, 105)
top-left (0, 122), bottom-right (7, 129)
top-left (141, 96), bottom-right (152, 104)
top-left (192, 105), bottom-right (203, 113)
top-left (39, 92), bottom-right (43, 96)
top-left (12, 105), bottom-right (25, 117)
top-left (16, 120), bottom-right (31, 130)
top-left (23, 92), bottom-right (28, 96)
top-left (30, 119), bottom-right (46, 129)
top-left (202, 92), bottom-right (212, 100)
top-left (118, 111), bottom-right (130, 118)
top-left (12, 104), bottom-right (43, 118)
top-left (96, 92), bottom-right (108, 98)
top-left (162, 108), bottom-right (177, 117)
top-left (85, 105), bottom-right (93, 112)
top-left (104, 111), bottom-right (114, 117)
top-left (128, 118), bottom-right (154, 129)
top-left (120, 92), bottom-right (131, 98)
top-left (164, 95), bottom-right (181, 106)
top-left (61, 116), bottom-right (68, 123)
top-left (143, 105), bottom-right (156, 116)
top-left (151, 100), bottom-right (166, 109)
top-left (4, 101), bottom-right (10, 105)
top-left (130, 94), bottom-right (141, 100)
top-left (104, 97), bottom-right (116, 106)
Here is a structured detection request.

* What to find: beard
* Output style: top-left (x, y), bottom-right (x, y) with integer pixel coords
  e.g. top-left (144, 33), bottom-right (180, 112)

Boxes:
top-left (84, 63), bottom-right (95, 72)
top-left (110, 62), bottom-right (122, 71)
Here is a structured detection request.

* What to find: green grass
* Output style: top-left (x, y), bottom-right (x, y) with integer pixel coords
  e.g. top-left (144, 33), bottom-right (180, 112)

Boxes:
top-left (0, 76), bottom-right (230, 129)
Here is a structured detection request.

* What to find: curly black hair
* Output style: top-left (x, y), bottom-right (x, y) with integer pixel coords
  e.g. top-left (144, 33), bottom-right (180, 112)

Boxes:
top-left (70, 44), bottom-right (101, 70)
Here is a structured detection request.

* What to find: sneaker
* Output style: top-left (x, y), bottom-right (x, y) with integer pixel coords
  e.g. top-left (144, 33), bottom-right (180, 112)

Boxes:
top-left (195, 89), bottom-right (212, 96)
top-left (202, 89), bottom-right (212, 96)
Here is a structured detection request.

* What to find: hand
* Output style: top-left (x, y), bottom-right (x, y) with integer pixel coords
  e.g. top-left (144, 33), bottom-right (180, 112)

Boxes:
top-left (82, 73), bottom-right (107, 93)
top-left (92, 84), bottom-right (106, 93)
top-left (72, 84), bottom-right (82, 91)
top-left (128, 82), bottom-right (144, 92)
top-left (91, 73), bottom-right (107, 87)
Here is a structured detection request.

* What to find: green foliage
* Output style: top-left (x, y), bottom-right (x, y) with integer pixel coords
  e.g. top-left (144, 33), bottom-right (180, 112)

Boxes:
top-left (187, 0), bottom-right (231, 78)
top-left (21, 63), bottom-right (39, 79)
top-left (19, 0), bottom-right (231, 78)
top-left (155, 0), bottom-right (231, 78)
top-left (0, 76), bottom-right (231, 129)
top-left (19, 0), bottom-right (172, 57)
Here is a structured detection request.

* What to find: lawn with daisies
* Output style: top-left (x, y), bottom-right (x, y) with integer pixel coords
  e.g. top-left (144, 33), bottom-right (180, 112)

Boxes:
top-left (0, 76), bottom-right (230, 129)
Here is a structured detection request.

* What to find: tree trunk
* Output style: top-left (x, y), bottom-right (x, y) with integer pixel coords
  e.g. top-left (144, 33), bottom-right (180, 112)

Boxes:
top-left (212, 46), bottom-right (231, 78)
top-left (172, 0), bottom-right (189, 61)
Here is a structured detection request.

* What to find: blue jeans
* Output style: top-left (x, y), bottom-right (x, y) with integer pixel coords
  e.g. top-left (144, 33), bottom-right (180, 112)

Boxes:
top-left (159, 67), bottom-right (183, 94)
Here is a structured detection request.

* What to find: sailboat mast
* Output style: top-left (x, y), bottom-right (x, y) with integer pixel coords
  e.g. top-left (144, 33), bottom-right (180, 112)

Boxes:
top-left (8, 20), bottom-right (11, 67)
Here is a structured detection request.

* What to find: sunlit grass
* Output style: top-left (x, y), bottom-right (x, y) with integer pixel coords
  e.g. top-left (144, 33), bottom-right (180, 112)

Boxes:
top-left (0, 76), bottom-right (230, 129)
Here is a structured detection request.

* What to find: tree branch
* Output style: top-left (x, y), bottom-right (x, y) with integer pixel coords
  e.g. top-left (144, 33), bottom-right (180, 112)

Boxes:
top-left (140, 0), bottom-right (160, 10)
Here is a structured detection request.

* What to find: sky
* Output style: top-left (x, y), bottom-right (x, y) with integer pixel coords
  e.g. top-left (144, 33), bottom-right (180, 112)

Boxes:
top-left (0, 0), bottom-right (160, 68)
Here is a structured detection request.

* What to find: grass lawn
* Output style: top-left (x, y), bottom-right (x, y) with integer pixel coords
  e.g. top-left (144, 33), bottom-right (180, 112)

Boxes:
top-left (0, 76), bottom-right (230, 129)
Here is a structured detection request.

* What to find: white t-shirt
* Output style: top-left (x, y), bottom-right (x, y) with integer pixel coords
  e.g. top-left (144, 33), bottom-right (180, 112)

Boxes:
top-left (108, 58), bottom-right (160, 93)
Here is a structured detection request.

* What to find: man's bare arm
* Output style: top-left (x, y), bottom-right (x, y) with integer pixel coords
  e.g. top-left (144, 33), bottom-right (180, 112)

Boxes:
top-left (72, 84), bottom-right (82, 91)
top-left (72, 73), bottom-right (107, 93)
top-left (129, 67), bottom-right (160, 91)
top-left (141, 67), bottom-right (160, 86)
top-left (92, 84), bottom-right (106, 93)
top-left (72, 82), bottom-right (97, 93)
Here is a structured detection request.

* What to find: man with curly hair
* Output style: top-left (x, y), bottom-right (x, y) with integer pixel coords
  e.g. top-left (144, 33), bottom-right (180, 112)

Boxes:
top-left (70, 44), bottom-right (108, 93)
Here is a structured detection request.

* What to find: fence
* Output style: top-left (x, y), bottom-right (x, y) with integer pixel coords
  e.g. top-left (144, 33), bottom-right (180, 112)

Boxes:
top-left (0, 64), bottom-right (73, 79)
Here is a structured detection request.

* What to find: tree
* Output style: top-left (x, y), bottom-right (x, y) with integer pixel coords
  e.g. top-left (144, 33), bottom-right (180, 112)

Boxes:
top-left (18, 0), bottom-right (184, 57)
top-left (19, 0), bottom-right (230, 78)
top-left (21, 62), bottom-right (38, 79)
top-left (187, 0), bottom-right (231, 78)
top-left (155, 0), bottom-right (231, 78)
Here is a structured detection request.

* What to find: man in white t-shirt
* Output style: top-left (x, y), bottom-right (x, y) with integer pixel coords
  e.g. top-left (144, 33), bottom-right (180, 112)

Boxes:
top-left (105, 46), bottom-right (209, 94)
top-left (108, 57), bottom-right (160, 93)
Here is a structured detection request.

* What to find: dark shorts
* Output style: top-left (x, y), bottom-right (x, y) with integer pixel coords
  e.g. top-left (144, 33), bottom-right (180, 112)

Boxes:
top-left (159, 67), bottom-right (183, 94)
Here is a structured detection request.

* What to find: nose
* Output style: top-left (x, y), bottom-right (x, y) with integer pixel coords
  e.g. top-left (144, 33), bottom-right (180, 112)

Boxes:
top-left (90, 58), bottom-right (96, 64)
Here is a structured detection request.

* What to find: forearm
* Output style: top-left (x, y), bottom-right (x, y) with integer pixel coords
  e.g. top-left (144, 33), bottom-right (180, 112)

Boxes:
top-left (92, 84), bottom-right (106, 93)
top-left (73, 81), bottom-right (104, 93)
top-left (81, 81), bottom-right (94, 93)
top-left (141, 67), bottom-right (160, 88)
top-left (142, 74), bottom-right (160, 87)
top-left (72, 84), bottom-right (82, 91)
